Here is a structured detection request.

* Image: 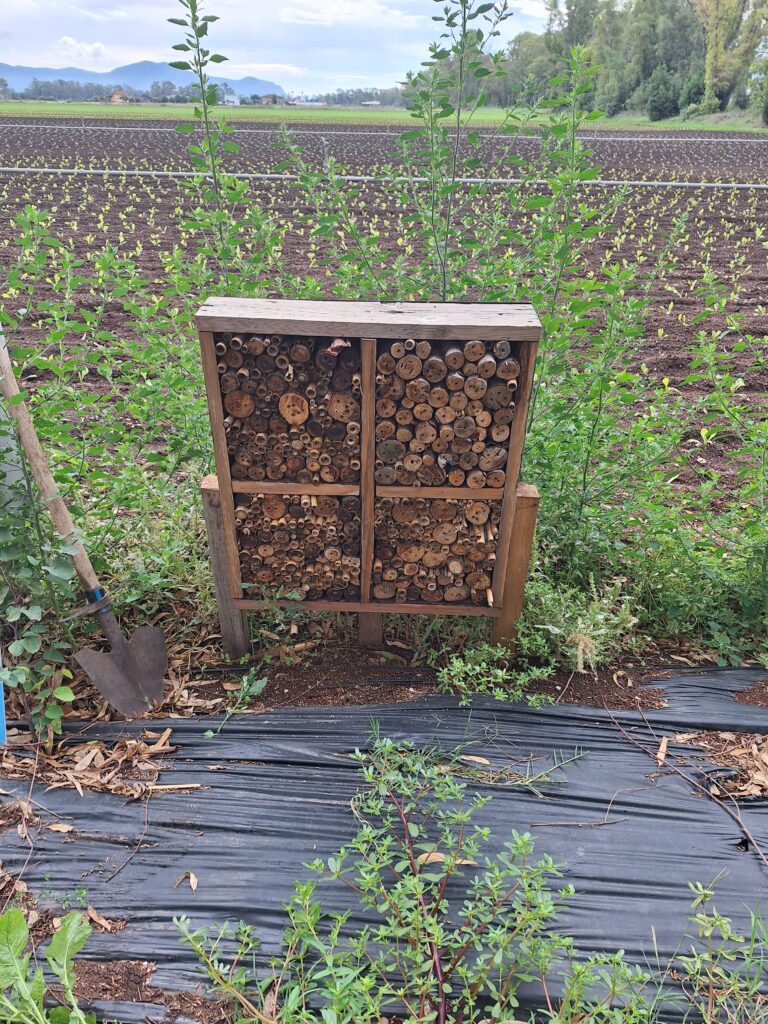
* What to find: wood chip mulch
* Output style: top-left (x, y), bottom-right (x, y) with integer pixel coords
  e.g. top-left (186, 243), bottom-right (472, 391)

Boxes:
top-left (674, 730), bottom-right (768, 798)
top-left (69, 959), bottom-right (226, 1024)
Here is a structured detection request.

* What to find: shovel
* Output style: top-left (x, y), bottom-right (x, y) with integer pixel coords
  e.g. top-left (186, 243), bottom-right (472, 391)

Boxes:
top-left (0, 334), bottom-right (167, 717)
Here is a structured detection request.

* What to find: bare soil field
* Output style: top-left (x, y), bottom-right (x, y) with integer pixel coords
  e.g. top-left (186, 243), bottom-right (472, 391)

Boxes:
top-left (2, 119), bottom-right (766, 418)
top-left (2, 116), bottom-right (768, 181)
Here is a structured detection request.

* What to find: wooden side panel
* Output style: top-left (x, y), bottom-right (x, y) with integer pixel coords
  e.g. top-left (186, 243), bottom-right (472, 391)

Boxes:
top-left (196, 298), bottom-right (541, 341)
top-left (201, 476), bottom-right (249, 658)
top-left (199, 332), bottom-right (242, 601)
top-left (491, 484), bottom-right (539, 647)
top-left (491, 342), bottom-right (538, 606)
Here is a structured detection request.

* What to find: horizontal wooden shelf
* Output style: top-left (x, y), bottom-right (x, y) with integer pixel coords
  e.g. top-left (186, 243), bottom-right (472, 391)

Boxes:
top-left (377, 485), bottom-right (505, 500)
top-left (230, 481), bottom-right (360, 496)
top-left (197, 298), bottom-right (541, 342)
top-left (232, 597), bottom-right (502, 617)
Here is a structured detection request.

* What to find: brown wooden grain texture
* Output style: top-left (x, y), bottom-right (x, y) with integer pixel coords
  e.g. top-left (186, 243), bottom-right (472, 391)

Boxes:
top-left (196, 298), bottom-right (541, 341)
top-left (491, 484), bottom-right (539, 647)
top-left (377, 485), bottom-right (505, 500)
top-left (201, 475), bottom-right (250, 657)
top-left (358, 613), bottom-right (384, 645)
top-left (199, 335), bottom-right (243, 600)
top-left (232, 481), bottom-right (360, 496)
top-left (491, 341), bottom-right (539, 606)
top-left (360, 338), bottom-right (377, 602)
top-left (232, 597), bottom-right (502, 617)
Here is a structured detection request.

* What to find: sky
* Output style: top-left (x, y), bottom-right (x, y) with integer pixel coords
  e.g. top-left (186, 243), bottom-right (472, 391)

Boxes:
top-left (0, 0), bottom-right (547, 95)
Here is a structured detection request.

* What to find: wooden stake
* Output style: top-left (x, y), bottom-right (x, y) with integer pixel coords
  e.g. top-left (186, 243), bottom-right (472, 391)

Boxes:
top-left (358, 612), bottom-right (384, 646)
top-left (491, 483), bottom-right (539, 650)
top-left (201, 475), bottom-right (250, 659)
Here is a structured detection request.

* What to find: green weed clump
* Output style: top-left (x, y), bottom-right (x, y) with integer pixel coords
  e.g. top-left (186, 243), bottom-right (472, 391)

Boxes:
top-left (177, 735), bottom-right (768, 1023)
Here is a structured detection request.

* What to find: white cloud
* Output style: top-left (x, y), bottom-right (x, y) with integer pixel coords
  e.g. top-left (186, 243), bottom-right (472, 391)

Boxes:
top-left (69, 5), bottom-right (130, 23)
top-left (511, 0), bottom-right (548, 17)
top-left (280, 0), bottom-right (420, 28)
top-left (56, 35), bottom-right (108, 65)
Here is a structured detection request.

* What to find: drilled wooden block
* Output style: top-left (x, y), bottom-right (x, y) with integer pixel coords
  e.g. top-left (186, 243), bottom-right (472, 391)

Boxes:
top-left (372, 496), bottom-right (501, 606)
top-left (236, 492), bottom-right (361, 601)
top-left (215, 332), bottom-right (362, 485)
top-left (374, 338), bottom-right (519, 489)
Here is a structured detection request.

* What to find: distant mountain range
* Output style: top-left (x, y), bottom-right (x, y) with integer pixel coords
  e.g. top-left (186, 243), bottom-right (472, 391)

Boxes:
top-left (0, 60), bottom-right (285, 98)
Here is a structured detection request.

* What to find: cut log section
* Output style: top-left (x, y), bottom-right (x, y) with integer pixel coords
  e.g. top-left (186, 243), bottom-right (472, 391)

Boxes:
top-left (375, 337), bottom-right (519, 489)
top-left (373, 497), bottom-right (501, 606)
top-left (235, 492), bottom-right (361, 601)
top-left (215, 332), bottom-right (361, 484)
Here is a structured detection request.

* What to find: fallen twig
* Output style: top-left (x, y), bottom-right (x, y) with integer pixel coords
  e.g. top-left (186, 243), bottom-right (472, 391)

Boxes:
top-left (107, 799), bottom-right (151, 882)
top-left (605, 705), bottom-right (768, 870)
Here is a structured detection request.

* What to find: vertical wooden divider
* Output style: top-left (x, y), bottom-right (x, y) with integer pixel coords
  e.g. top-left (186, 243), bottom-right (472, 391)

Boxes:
top-left (359, 337), bottom-right (382, 645)
top-left (491, 341), bottom-right (538, 608)
top-left (199, 330), bottom-right (244, 603)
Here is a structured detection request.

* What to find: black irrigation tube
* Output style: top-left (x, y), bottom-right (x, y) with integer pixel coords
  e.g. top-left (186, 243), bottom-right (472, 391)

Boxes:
top-left (2, 165), bottom-right (768, 189)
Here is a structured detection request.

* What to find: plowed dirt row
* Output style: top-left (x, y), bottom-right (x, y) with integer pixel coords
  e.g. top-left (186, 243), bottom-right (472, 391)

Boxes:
top-left (1, 123), bottom-right (766, 429)
top-left (2, 118), bottom-right (768, 182)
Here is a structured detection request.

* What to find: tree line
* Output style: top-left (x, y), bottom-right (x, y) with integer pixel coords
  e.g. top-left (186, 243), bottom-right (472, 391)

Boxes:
top-left (310, 0), bottom-right (768, 124)
top-left (0, 78), bottom-right (238, 104)
top-left (502, 0), bottom-right (768, 121)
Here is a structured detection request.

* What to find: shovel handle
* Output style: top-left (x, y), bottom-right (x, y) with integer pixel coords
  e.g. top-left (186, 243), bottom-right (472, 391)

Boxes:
top-left (0, 333), bottom-right (100, 593)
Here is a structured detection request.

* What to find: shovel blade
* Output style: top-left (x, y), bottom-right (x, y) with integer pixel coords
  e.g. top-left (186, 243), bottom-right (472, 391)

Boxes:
top-left (75, 626), bottom-right (167, 718)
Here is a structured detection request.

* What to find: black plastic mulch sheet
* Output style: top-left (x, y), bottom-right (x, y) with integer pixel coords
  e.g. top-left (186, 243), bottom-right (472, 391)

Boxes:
top-left (2, 667), bottom-right (768, 1022)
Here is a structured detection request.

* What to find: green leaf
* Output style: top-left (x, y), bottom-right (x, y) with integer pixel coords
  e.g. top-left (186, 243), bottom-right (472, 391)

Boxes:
top-left (46, 912), bottom-right (92, 992)
top-left (0, 908), bottom-right (29, 989)
top-left (54, 685), bottom-right (76, 702)
top-left (169, 60), bottom-right (192, 71)
top-left (176, 123), bottom-right (196, 134)
top-left (209, 53), bottom-right (228, 63)
top-left (22, 634), bottom-right (42, 654)
top-left (46, 557), bottom-right (75, 581)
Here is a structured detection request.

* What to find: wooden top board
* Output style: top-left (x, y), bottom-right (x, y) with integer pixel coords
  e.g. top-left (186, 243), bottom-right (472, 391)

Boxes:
top-left (196, 298), bottom-right (541, 342)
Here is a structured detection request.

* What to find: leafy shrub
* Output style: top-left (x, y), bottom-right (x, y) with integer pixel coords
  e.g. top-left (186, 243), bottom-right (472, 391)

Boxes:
top-left (676, 878), bottom-right (768, 1022)
top-left (763, 87), bottom-right (768, 126)
top-left (645, 66), bottom-right (681, 120)
top-left (436, 641), bottom-right (553, 704)
top-left (0, 405), bottom-right (78, 741)
top-left (178, 734), bottom-right (655, 1023)
top-left (679, 68), bottom-right (705, 108)
top-left (731, 85), bottom-right (749, 110)
top-left (0, 909), bottom-right (94, 1023)
top-left (516, 572), bottom-right (641, 674)
top-left (178, 735), bottom-right (768, 1022)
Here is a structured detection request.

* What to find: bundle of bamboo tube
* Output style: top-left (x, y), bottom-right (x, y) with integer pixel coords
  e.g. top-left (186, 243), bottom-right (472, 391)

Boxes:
top-left (372, 497), bottom-right (500, 606)
top-left (235, 493), bottom-right (361, 600)
top-left (216, 333), bottom-right (361, 484)
top-left (374, 338), bottom-right (519, 488)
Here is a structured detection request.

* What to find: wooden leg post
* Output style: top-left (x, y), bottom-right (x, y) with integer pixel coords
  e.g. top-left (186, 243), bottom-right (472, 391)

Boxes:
top-left (201, 475), bottom-right (250, 660)
top-left (491, 483), bottom-right (539, 649)
top-left (358, 613), bottom-right (383, 647)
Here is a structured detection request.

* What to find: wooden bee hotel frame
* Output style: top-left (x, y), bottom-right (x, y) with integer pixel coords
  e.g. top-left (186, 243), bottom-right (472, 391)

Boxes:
top-left (197, 298), bottom-right (541, 658)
